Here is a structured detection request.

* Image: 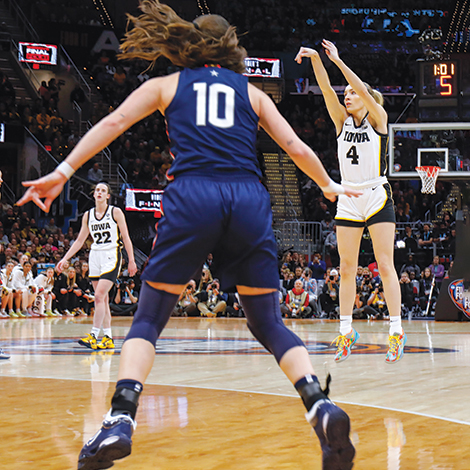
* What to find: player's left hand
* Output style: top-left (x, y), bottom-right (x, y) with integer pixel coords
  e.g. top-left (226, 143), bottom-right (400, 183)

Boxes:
top-left (128, 260), bottom-right (138, 277)
top-left (17, 171), bottom-right (68, 212)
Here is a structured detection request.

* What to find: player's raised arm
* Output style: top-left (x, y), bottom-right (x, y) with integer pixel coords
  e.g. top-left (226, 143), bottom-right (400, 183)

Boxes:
top-left (321, 39), bottom-right (388, 132)
top-left (295, 47), bottom-right (348, 134)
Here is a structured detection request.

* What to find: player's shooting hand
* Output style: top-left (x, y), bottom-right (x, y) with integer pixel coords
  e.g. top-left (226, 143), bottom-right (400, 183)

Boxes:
top-left (322, 39), bottom-right (340, 62)
top-left (294, 47), bottom-right (319, 64)
top-left (17, 170), bottom-right (68, 212)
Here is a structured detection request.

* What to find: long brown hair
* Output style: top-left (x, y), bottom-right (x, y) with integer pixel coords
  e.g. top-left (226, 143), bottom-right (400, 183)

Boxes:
top-left (119, 0), bottom-right (247, 74)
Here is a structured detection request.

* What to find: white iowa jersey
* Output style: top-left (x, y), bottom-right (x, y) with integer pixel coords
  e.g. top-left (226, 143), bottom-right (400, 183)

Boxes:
top-left (88, 205), bottom-right (121, 251)
top-left (337, 115), bottom-right (388, 185)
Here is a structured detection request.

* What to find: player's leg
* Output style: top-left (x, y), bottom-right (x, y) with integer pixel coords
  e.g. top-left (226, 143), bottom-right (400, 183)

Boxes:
top-left (0, 291), bottom-right (9, 317)
top-left (334, 225), bottom-right (363, 362)
top-left (77, 280), bottom-right (182, 470)
top-left (368, 222), bottom-right (407, 363)
top-left (93, 279), bottom-right (115, 349)
top-left (238, 285), bottom-right (355, 470)
top-left (36, 293), bottom-right (45, 317)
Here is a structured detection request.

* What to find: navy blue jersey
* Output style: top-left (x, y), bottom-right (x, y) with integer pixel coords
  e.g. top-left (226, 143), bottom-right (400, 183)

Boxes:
top-left (165, 66), bottom-right (261, 179)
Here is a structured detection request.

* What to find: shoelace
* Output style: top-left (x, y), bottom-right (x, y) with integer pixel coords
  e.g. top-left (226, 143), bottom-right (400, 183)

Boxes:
top-left (331, 334), bottom-right (351, 351)
top-left (387, 335), bottom-right (400, 355)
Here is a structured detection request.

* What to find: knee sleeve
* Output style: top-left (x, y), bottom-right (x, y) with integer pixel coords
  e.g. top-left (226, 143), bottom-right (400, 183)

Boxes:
top-left (240, 291), bottom-right (305, 363)
top-left (125, 283), bottom-right (178, 347)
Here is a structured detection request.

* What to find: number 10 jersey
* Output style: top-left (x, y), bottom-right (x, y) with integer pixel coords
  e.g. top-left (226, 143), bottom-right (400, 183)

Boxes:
top-left (88, 205), bottom-right (121, 251)
top-left (337, 115), bottom-right (388, 185)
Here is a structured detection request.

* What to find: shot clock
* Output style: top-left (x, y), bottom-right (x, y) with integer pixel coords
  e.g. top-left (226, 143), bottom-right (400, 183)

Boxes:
top-left (417, 60), bottom-right (459, 120)
top-left (418, 60), bottom-right (458, 99)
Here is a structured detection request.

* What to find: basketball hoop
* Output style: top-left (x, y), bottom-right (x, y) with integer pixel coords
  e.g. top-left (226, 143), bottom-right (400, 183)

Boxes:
top-left (416, 166), bottom-right (440, 194)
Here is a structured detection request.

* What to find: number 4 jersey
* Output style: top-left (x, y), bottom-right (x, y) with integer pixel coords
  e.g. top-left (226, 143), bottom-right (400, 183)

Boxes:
top-left (88, 205), bottom-right (122, 251)
top-left (337, 115), bottom-right (388, 186)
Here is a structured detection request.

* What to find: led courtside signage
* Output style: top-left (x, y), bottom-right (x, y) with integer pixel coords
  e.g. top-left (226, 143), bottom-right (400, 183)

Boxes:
top-left (18, 42), bottom-right (58, 65)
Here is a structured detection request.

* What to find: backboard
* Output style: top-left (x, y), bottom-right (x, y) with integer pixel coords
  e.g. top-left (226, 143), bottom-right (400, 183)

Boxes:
top-left (389, 122), bottom-right (470, 179)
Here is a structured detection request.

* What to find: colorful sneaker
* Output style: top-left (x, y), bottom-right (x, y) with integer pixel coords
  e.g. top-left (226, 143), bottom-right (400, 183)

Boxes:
top-left (306, 399), bottom-right (355, 470)
top-left (16, 310), bottom-right (26, 318)
top-left (385, 330), bottom-right (407, 364)
top-left (0, 348), bottom-right (10, 359)
top-left (77, 409), bottom-right (135, 470)
top-left (8, 310), bottom-right (18, 318)
top-left (331, 329), bottom-right (360, 363)
top-left (79, 333), bottom-right (98, 350)
top-left (97, 335), bottom-right (115, 350)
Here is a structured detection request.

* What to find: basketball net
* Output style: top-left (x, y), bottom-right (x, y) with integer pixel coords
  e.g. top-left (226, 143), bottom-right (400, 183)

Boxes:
top-left (416, 166), bottom-right (440, 194)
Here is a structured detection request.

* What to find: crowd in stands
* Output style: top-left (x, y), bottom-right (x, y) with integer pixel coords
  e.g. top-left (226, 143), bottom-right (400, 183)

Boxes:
top-left (0, 0), bottom-right (460, 321)
top-left (18, 0), bottom-right (103, 26)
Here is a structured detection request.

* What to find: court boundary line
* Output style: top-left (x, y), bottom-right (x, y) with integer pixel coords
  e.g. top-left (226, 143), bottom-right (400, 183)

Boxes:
top-left (3, 373), bottom-right (469, 426)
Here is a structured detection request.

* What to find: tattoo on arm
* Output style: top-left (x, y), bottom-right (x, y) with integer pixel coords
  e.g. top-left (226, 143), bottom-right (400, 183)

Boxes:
top-left (120, 113), bottom-right (125, 118)
top-left (287, 139), bottom-right (293, 146)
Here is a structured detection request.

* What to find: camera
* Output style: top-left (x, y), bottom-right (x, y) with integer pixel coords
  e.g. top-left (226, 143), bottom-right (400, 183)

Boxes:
top-left (119, 281), bottom-right (128, 290)
top-left (329, 275), bottom-right (335, 280)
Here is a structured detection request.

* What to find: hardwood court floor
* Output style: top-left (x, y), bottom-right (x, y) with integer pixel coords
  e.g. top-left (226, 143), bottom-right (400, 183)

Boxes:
top-left (1, 317), bottom-right (470, 470)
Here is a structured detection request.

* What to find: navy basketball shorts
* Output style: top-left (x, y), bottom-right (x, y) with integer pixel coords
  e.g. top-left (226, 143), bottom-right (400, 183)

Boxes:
top-left (142, 174), bottom-right (279, 290)
top-left (335, 182), bottom-right (395, 227)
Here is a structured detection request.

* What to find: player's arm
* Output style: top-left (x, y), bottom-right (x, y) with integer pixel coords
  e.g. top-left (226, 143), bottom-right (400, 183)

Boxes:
top-left (322, 40), bottom-right (387, 132)
top-left (113, 207), bottom-right (137, 277)
top-left (249, 84), bottom-right (361, 201)
top-left (17, 75), bottom-right (173, 212)
top-left (57, 213), bottom-right (90, 272)
top-left (295, 47), bottom-right (348, 134)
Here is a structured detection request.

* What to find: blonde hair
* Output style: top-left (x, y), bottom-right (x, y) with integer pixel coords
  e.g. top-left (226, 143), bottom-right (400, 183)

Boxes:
top-left (198, 267), bottom-right (213, 291)
top-left (119, 0), bottom-right (247, 74)
top-left (364, 83), bottom-right (384, 106)
top-left (345, 83), bottom-right (384, 106)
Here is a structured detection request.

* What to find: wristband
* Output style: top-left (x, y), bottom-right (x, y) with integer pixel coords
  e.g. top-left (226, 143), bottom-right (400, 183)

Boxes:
top-left (320, 180), bottom-right (345, 195)
top-left (56, 161), bottom-right (75, 180)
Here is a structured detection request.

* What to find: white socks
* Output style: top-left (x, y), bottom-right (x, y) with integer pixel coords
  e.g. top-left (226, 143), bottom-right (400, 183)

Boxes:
top-left (103, 328), bottom-right (112, 338)
top-left (389, 316), bottom-right (402, 336)
top-left (339, 315), bottom-right (353, 336)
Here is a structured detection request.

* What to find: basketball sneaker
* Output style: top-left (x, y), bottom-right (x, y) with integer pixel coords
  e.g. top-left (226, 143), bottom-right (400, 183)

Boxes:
top-left (8, 310), bottom-right (18, 318)
top-left (79, 333), bottom-right (98, 350)
top-left (0, 348), bottom-right (10, 359)
top-left (385, 330), bottom-right (407, 364)
top-left (77, 409), bottom-right (135, 470)
top-left (16, 310), bottom-right (26, 318)
top-left (97, 336), bottom-right (115, 350)
top-left (331, 329), bottom-right (360, 363)
top-left (306, 399), bottom-right (355, 470)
